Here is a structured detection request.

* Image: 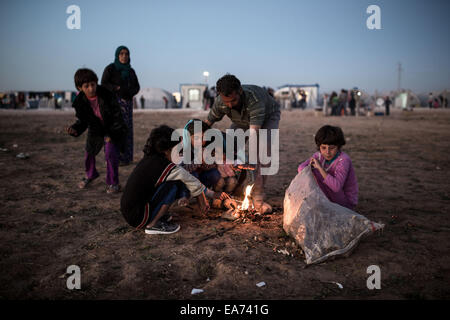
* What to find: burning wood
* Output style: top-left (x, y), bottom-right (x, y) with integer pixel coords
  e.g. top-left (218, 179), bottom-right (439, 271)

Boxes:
top-left (238, 184), bottom-right (254, 211)
top-left (221, 184), bottom-right (258, 221)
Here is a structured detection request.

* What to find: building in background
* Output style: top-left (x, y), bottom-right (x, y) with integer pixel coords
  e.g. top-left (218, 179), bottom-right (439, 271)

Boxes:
top-left (179, 84), bottom-right (207, 109)
top-left (274, 84), bottom-right (319, 109)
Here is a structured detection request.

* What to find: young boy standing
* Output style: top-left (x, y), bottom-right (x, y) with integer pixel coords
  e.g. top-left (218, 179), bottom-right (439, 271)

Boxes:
top-left (120, 125), bottom-right (229, 235)
top-left (67, 68), bottom-right (127, 194)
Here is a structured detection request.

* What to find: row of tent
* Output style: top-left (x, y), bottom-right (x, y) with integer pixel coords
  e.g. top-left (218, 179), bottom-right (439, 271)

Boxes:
top-left (174, 84), bottom-right (321, 110)
top-left (125, 85), bottom-right (450, 110)
top-left (2, 86), bottom-right (449, 110)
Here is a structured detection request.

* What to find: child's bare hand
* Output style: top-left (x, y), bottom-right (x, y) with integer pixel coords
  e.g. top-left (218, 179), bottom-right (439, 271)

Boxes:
top-left (197, 192), bottom-right (210, 216)
top-left (202, 203), bottom-right (210, 215)
top-left (199, 201), bottom-right (210, 215)
top-left (310, 158), bottom-right (321, 169)
top-left (66, 126), bottom-right (77, 136)
top-left (178, 197), bottom-right (189, 207)
top-left (214, 192), bottom-right (230, 200)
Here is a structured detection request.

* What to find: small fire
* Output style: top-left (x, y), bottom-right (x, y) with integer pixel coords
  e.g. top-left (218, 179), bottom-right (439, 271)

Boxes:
top-left (239, 184), bottom-right (254, 211)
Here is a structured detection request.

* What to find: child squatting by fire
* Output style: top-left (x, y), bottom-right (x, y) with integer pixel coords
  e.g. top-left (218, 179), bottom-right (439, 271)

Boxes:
top-left (180, 119), bottom-right (257, 219)
top-left (120, 125), bottom-right (230, 235)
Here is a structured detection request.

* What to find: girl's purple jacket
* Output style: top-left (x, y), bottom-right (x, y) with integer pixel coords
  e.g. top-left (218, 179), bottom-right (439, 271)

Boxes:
top-left (298, 151), bottom-right (358, 209)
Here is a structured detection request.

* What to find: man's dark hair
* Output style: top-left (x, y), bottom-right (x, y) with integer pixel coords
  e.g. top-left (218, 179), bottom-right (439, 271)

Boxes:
top-left (216, 74), bottom-right (241, 96)
top-left (74, 68), bottom-right (98, 90)
top-left (315, 125), bottom-right (346, 149)
top-left (143, 125), bottom-right (179, 156)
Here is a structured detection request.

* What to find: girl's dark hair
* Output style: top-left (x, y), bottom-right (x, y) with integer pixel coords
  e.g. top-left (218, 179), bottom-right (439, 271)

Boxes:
top-left (216, 74), bottom-right (241, 96)
top-left (143, 125), bottom-right (179, 156)
top-left (185, 119), bottom-right (210, 135)
top-left (315, 125), bottom-right (346, 149)
top-left (74, 68), bottom-right (98, 90)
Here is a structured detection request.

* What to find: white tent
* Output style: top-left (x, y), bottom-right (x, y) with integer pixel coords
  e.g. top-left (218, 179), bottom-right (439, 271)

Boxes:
top-left (180, 84), bottom-right (207, 109)
top-left (135, 88), bottom-right (177, 109)
top-left (274, 84), bottom-right (319, 109)
top-left (393, 90), bottom-right (421, 109)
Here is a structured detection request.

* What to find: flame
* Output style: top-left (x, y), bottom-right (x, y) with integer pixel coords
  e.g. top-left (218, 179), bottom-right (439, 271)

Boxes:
top-left (239, 184), bottom-right (254, 211)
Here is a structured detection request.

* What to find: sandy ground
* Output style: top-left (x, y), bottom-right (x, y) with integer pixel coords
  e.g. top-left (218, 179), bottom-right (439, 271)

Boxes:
top-left (0, 107), bottom-right (449, 300)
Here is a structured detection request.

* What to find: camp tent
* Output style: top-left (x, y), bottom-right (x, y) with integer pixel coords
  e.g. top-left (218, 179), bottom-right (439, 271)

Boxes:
top-left (274, 84), bottom-right (319, 109)
top-left (135, 87), bottom-right (178, 109)
top-left (180, 84), bottom-right (207, 109)
top-left (393, 90), bottom-right (421, 109)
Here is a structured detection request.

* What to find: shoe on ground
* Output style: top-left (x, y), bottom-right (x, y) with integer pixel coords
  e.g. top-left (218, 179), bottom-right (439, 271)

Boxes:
top-left (78, 177), bottom-right (97, 189)
top-left (145, 220), bottom-right (180, 235)
top-left (106, 184), bottom-right (121, 194)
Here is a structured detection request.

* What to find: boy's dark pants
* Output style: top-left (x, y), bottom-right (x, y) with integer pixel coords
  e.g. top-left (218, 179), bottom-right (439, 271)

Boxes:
top-left (138, 181), bottom-right (190, 229)
top-left (191, 169), bottom-right (221, 189)
top-left (84, 133), bottom-right (120, 185)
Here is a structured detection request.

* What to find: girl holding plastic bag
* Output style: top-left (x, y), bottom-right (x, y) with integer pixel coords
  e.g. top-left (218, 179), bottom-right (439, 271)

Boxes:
top-left (298, 125), bottom-right (358, 209)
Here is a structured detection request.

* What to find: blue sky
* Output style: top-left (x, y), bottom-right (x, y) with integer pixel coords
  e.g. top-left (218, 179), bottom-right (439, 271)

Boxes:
top-left (0, 0), bottom-right (449, 94)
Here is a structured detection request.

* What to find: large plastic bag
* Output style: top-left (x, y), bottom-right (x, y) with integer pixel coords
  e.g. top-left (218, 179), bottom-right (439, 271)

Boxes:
top-left (283, 165), bottom-right (384, 265)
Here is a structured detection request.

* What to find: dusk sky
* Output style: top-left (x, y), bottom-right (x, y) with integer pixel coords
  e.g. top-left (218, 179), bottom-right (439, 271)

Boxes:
top-left (0, 0), bottom-right (449, 94)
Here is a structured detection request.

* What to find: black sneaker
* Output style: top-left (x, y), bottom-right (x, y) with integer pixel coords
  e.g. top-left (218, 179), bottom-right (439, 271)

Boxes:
top-left (145, 220), bottom-right (180, 235)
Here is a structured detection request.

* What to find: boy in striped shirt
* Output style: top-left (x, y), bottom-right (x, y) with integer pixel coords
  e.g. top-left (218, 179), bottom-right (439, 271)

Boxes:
top-left (120, 125), bottom-right (229, 235)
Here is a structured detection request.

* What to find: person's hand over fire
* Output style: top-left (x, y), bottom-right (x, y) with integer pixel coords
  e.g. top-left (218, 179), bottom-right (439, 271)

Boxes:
top-left (214, 192), bottom-right (230, 200)
top-left (197, 192), bottom-right (210, 215)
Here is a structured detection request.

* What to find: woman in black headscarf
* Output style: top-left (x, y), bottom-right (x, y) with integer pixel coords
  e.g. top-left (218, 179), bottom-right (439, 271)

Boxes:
top-left (101, 45), bottom-right (140, 166)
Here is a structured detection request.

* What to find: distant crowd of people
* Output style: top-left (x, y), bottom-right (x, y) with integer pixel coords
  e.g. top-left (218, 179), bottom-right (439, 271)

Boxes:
top-left (428, 92), bottom-right (448, 109)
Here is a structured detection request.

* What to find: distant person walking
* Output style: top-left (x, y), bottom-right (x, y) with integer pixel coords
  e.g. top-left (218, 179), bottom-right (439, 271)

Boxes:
top-left (428, 92), bottom-right (433, 109)
top-left (384, 96), bottom-right (392, 116)
top-left (209, 86), bottom-right (216, 108)
top-left (329, 91), bottom-right (339, 116)
top-left (433, 98), bottom-right (440, 108)
top-left (349, 91), bottom-right (356, 116)
top-left (338, 89), bottom-right (348, 116)
top-left (101, 45), bottom-right (140, 166)
top-left (140, 95), bottom-right (145, 109)
top-left (322, 93), bottom-right (329, 116)
top-left (203, 87), bottom-right (211, 110)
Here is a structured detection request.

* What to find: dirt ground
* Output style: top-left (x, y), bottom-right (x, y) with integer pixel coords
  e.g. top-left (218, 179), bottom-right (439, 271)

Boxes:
top-left (0, 107), bottom-right (449, 300)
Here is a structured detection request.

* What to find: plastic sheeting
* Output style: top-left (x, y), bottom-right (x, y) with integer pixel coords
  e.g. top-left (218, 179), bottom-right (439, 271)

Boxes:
top-left (283, 165), bottom-right (384, 265)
